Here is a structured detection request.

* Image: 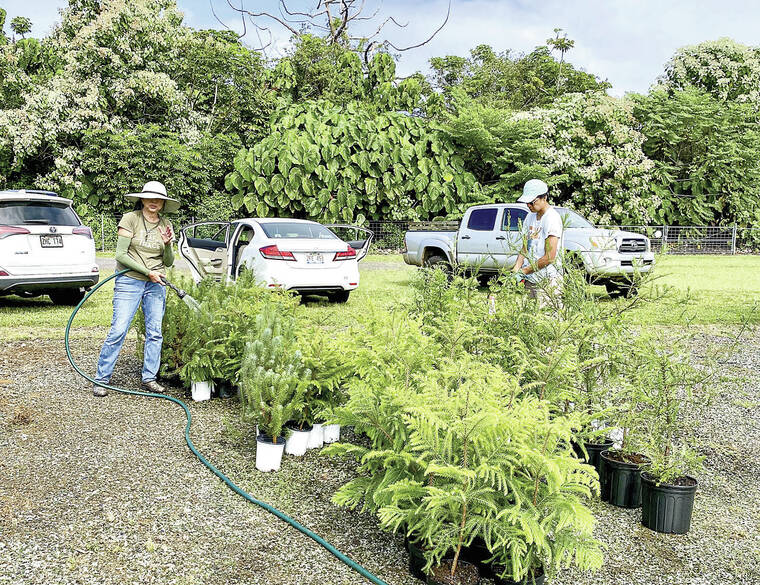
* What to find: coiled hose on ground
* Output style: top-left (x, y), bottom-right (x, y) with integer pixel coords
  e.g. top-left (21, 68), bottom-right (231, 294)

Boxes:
top-left (64, 269), bottom-right (389, 585)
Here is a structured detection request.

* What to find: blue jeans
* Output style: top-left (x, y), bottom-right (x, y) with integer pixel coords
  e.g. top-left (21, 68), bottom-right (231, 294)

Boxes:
top-left (96, 274), bottom-right (166, 384)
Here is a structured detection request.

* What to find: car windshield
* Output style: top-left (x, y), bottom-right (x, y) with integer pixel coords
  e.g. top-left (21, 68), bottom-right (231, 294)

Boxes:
top-left (0, 201), bottom-right (80, 226)
top-left (260, 222), bottom-right (339, 240)
top-left (556, 208), bottom-right (595, 229)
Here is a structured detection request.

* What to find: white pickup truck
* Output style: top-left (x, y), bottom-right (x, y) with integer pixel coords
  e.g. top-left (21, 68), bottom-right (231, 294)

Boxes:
top-left (402, 203), bottom-right (656, 295)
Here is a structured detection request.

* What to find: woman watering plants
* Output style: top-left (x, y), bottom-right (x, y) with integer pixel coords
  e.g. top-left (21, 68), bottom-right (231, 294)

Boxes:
top-left (92, 181), bottom-right (179, 397)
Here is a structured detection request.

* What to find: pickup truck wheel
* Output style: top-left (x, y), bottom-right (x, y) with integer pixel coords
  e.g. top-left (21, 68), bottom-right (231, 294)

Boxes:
top-left (566, 252), bottom-right (591, 283)
top-left (424, 254), bottom-right (451, 273)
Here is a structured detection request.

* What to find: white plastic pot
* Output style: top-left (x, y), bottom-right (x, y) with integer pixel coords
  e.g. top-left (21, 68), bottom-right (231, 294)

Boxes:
top-left (322, 424), bottom-right (341, 444)
top-left (307, 423), bottom-right (324, 449)
top-left (191, 380), bottom-right (213, 402)
top-left (256, 435), bottom-right (285, 472)
top-left (285, 426), bottom-right (311, 456)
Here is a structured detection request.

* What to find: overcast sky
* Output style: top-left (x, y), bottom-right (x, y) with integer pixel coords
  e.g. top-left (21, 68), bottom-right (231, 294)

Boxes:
top-left (4, 0), bottom-right (758, 96)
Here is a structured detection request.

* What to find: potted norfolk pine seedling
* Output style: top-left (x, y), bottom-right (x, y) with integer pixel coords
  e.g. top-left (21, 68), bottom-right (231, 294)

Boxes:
top-left (635, 334), bottom-right (710, 534)
top-left (240, 311), bottom-right (308, 472)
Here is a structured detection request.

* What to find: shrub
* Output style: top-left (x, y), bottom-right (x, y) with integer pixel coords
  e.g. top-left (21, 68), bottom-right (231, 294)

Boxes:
top-left (628, 332), bottom-right (712, 483)
top-left (296, 324), bottom-right (352, 427)
top-left (137, 271), bottom-right (299, 388)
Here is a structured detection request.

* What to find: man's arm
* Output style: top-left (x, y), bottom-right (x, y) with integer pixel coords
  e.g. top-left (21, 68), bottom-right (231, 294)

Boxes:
top-left (521, 235), bottom-right (558, 275)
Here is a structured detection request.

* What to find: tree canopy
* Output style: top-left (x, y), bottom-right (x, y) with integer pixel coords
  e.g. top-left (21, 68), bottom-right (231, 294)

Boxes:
top-left (1, 1), bottom-right (759, 228)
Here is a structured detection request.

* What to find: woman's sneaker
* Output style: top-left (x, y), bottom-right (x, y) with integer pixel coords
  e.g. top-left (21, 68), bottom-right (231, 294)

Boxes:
top-left (93, 383), bottom-right (108, 397)
top-left (142, 380), bottom-right (166, 393)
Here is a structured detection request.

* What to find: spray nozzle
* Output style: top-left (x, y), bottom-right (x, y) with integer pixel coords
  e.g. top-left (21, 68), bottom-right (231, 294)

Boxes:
top-left (160, 276), bottom-right (186, 298)
top-left (160, 276), bottom-right (201, 313)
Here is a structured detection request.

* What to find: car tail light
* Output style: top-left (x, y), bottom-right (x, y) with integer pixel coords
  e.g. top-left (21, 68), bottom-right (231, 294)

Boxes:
top-left (0, 268), bottom-right (8, 276)
top-left (0, 225), bottom-right (30, 239)
top-left (73, 226), bottom-right (93, 239)
top-left (259, 245), bottom-right (296, 261)
top-left (333, 245), bottom-right (357, 261)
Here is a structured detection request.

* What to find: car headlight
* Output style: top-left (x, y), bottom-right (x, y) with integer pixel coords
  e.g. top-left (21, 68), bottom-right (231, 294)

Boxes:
top-left (589, 236), bottom-right (616, 251)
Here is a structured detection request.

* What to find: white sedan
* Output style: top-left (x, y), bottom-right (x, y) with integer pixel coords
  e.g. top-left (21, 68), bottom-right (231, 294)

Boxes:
top-left (178, 218), bottom-right (372, 302)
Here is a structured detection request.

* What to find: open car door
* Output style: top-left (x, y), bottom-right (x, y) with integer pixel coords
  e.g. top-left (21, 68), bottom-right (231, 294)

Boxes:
top-left (178, 222), bottom-right (230, 283)
top-left (326, 225), bottom-right (373, 261)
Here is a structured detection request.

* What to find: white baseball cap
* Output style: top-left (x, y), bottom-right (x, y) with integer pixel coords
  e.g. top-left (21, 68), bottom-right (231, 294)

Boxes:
top-left (517, 179), bottom-right (548, 203)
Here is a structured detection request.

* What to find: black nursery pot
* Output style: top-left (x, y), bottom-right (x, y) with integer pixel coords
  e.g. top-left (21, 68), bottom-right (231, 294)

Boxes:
top-left (573, 439), bottom-right (614, 475)
top-left (406, 539), bottom-right (427, 581)
top-left (640, 472), bottom-right (698, 534)
top-left (493, 566), bottom-right (545, 585)
top-left (459, 537), bottom-right (493, 578)
top-left (600, 450), bottom-right (650, 508)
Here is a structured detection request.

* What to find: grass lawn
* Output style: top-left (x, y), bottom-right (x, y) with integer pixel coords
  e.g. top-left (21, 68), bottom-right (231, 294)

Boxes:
top-left (1, 253), bottom-right (757, 340)
top-left (631, 254), bottom-right (760, 326)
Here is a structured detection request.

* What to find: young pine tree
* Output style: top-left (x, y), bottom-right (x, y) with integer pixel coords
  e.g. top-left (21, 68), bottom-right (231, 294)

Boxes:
top-left (239, 310), bottom-right (309, 444)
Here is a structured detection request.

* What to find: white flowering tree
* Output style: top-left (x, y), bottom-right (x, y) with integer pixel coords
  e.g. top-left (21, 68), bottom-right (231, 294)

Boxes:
top-left (0, 1), bottom-right (192, 194)
top-left (520, 92), bottom-right (655, 225)
top-left (0, 0), bottom-right (271, 214)
top-left (657, 38), bottom-right (760, 103)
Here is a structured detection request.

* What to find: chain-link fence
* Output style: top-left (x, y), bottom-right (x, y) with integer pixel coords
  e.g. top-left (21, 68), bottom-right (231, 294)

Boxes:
top-left (89, 214), bottom-right (760, 255)
top-left (598, 225), bottom-right (760, 254)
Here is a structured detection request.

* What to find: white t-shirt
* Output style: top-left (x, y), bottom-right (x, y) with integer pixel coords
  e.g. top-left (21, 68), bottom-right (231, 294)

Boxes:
top-left (521, 207), bottom-right (563, 283)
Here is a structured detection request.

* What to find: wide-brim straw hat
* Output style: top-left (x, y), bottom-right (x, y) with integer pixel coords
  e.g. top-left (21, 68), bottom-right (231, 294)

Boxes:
top-left (125, 181), bottom-right (180, 214)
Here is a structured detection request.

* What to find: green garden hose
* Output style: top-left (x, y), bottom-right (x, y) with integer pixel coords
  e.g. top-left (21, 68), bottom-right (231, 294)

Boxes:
top-left (64, 269), bottom-right (389, 585)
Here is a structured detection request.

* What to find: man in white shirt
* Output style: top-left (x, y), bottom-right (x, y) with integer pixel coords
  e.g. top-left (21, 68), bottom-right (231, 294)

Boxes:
top-left (511, 179), bottom-right (563, 303)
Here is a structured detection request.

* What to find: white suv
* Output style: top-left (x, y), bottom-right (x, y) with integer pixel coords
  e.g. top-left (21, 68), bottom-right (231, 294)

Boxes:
top-left (0, 190), bottom-right (99, 305)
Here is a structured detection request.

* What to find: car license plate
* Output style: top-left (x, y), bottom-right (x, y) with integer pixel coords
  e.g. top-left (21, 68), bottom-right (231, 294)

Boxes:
top-left (306, 253), bottom-right (324, 264)
top-left (40, 235), bottom-right (63, 248)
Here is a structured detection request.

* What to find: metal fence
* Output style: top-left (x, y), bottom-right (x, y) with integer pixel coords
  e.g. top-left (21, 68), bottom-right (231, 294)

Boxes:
top-left (89, 214), bottom-right (760, 255)
top-left (598, 225), bottom-right (760, 254)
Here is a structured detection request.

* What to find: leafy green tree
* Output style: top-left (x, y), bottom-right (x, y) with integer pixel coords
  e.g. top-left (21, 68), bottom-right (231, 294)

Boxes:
top-left (174, 29), bottom-right (274, 143)
top-left (546, 28), bottom-right (575, 93)
top-left (632, 89), bottom-right (760, 226)
top-left (436, 93), bottom-right (546, 210)
top-left (430, 43), bottom-right (610, 111)
top-left (80, 125), bottom-right (241, 215)
top-left (272, 36), bottom-right (424, 112)
top-left (0, 0), bottom-right (270, 214)
top-left (226, 100), bottom-right (476, 222)
top-left (0, 0), bottom-right (194, 197)
top-left (0, 8), bottom-right (58, 115)
top-left (0, 9), bottom-right (6, 43)
top-left (657, 38), bottom-right (760, 103)
top-left (10, 17), bottom-right (32, 39)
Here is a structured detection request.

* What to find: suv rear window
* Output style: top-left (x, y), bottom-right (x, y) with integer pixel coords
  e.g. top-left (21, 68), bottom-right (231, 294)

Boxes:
top-left (261, 222), bottom-right (338, 239)
top-left (0, 202), bottom-right (80, 226)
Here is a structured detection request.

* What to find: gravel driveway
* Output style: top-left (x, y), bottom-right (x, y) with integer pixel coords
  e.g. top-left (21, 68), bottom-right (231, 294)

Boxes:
top-left (1, 329), bottom-right (758, 584)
